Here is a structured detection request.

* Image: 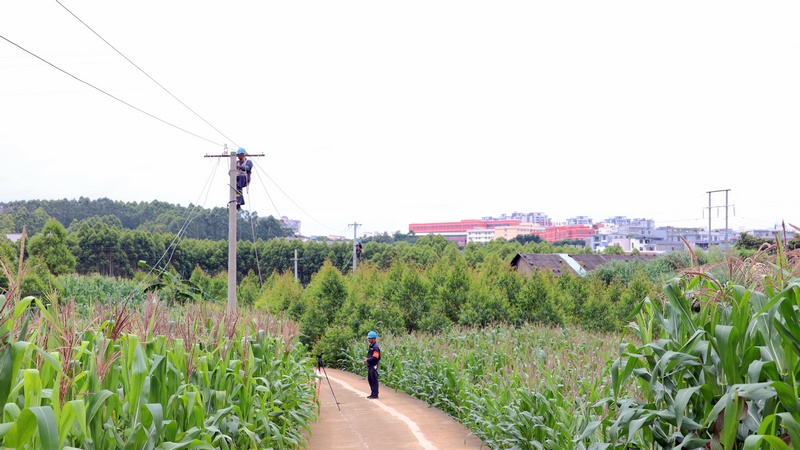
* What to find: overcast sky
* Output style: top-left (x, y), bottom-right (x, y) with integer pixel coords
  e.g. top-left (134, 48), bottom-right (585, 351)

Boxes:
top-left (2, 1), bottom-right (798, 237)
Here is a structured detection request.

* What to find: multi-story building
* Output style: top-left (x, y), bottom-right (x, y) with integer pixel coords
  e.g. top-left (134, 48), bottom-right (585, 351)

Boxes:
top-left (410, 213), bottom-right (788, 252)
top-left (539, 224), bottom-right (594, 242)
top-left (747, 227), bottom-right (795, 241)
top-left (594, 222), bottom-right (617, 235)
top-left (466, 228), bottom-right (495, 244)
top-left (483, 212), bottom-right (553, 226)
top-left (281, 216), bottom-right (301, 235)
top-left (603, 216), bottom-right (632, 226)
top-left (567, 216), bottom-right (593, 226)
top-left (409, 219), bottom-right (522, 246)
top-left (493, 222), bottom-right (546, 240)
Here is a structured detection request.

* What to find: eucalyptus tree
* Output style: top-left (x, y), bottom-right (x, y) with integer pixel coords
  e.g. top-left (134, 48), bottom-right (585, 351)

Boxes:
top-left (68, 218), bottom-right (127, 276)
top-left (26, 218), bottom-right (75, 276)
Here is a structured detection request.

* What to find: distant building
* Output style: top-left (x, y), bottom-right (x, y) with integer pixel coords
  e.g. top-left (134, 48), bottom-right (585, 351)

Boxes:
top-left (493, 222), bottom-right (546, 240)
top-left (466, 228), bottom-right (494, 244)
top-left (608, 237), bottom-right (658, 253)
top-left (567, 216), bottom-right (593, 226)
top-left (484, 212), bottom-right (552, 226)
top-left (594, 223), bottom-right (617, 235)
top-left (410, 219), bottom-right (522, 246)
top-left (539, 224), bottom-right (594, 243)
top-left (281, 216), bottom-right (301, 235)
top-left (410, 220), bottom-right (590, 246)
top-left (410, 212), bottom-right (792, 251)
top-left (746, 227), bottom-right (795, 241)
top-left (4, 234), bottom-right (22, 242)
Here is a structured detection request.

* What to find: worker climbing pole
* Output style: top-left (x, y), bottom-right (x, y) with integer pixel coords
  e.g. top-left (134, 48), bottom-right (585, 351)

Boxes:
top-left (205, 145), bottom-right (263, 313)
top-left (235, 147), bottom-right (253, 210)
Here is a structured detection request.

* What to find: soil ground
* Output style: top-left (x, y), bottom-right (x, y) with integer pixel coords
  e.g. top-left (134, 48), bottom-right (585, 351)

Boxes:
top-left (303, 368), bottom-right (484, 450)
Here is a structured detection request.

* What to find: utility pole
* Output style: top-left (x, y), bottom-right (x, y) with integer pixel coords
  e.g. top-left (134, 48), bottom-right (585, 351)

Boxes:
top-left (293, 249), bottom-right (303, 281)
top-left (205, 147), bottom-right (264, 313)
top-left (349, 222), bottom-right (361, 273)
top-left (705, 189), bottom-right (733, 251)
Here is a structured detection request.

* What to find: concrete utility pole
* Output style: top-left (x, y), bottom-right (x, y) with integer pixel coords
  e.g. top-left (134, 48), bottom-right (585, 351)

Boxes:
top-left (705, 189), bottom-right (733, 251)
top-left (293, 249), bottom-right (303, 281)
top-left (205, 148), bottom-right (264, 313)
top-left (349, 222), bottom-right (361, 273)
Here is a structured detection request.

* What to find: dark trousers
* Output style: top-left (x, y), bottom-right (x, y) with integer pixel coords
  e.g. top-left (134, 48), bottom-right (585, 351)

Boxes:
top-left (367, 366), bottom-right (379, 397)
top-left (236, 177), bottom-right (246, 206)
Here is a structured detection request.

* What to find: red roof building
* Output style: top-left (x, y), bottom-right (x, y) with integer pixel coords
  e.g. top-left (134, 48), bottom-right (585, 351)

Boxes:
top-left (409, 219), bottom-right (522, 246)
top-left (409, 220), bottom-right (595, 246)
top-left (539, 224), bottom-right (594, 242)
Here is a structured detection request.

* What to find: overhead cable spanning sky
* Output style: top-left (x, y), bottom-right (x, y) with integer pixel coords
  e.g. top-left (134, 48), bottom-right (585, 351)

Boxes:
top-left (1, 1), bottom-right (798, 237)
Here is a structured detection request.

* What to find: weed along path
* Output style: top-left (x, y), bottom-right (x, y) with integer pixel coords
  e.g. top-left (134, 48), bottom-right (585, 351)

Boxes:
top-left (304, 368), bottom-right (483, 450)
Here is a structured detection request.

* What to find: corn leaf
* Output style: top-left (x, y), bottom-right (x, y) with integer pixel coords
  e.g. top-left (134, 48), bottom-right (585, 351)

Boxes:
top-left (13, 296), bottom-right (34, 320)
top-left (743, 435), bottom-right (790, 450)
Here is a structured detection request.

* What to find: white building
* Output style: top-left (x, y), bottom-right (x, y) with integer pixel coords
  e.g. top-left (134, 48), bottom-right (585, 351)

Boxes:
top-left (466, 228), bottom-right (495, 244)
top-left (494, 222), bottom-right (546, 240)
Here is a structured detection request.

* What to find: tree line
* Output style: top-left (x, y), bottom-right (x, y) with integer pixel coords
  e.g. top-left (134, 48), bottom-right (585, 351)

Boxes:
top-left (3, 203), bottom-right (789, 372)
top-left (1, 214), bottom-right (604, 298)
top-left (0, 198), bottom-right (294, 241)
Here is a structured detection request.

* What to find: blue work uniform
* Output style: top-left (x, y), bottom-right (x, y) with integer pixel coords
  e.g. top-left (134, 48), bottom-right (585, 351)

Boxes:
top-left (236, 157), bottom-right (252, 208)
top-left (366, 342), bottom-right (381, 398)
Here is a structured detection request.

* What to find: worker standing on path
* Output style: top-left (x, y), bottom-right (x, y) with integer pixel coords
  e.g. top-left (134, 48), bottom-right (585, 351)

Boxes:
top-left (235, 148), bottom-right (252, 210)
top-left (364, 331), bottom-right (381, 399)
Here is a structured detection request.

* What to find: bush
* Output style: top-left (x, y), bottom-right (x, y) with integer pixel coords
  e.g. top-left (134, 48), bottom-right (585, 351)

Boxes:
top-left (313, 324), bottom-right (357, 368)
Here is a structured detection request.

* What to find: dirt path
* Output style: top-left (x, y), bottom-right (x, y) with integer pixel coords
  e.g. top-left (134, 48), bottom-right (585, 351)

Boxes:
top-left (303, 368), bottom-right (484, 450)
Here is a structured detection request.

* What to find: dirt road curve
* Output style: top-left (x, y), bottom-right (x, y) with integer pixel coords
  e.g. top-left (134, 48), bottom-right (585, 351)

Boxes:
top-left (303, 368), bottom-right (484, 450)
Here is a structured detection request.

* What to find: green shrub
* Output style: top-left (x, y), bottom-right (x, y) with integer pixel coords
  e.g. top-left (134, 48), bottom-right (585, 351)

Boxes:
top-left (313, 324), bottom-right (357, 368)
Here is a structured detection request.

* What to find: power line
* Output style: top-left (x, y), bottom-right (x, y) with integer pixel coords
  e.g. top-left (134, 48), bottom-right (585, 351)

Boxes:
top-left (71, 162), bottom-right (224, 303)
top-left (251, 160), bottom-right (344, 234)
top-left (54, 0), bottom-right (239, 149)
top-left (249, 162), bottom-right (283, 220)
top-left (241, 191), bottom-right (264, 287)
top-left (0, 34), bottom-right (224, 147)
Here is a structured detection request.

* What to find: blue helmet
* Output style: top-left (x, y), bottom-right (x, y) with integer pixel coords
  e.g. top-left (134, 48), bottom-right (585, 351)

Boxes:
top-left (237, 148), bottom-right (246, 155)
top-left (367, 331), bottom-right (377, 339)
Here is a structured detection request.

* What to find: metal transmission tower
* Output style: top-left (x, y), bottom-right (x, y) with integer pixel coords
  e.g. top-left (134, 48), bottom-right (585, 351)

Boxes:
top-left (205, 147), bottom-right (264, 313)
top-left (705, 189), bottom-right (734, 251)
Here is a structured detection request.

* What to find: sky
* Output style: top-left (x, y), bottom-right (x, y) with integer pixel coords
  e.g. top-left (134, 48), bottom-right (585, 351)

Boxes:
top-left (1, 1), bottom-right (798, 238)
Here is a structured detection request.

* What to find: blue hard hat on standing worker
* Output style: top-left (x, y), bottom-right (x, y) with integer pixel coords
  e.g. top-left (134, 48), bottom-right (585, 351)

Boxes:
top-left (365, 330), bottom-right (381, 398)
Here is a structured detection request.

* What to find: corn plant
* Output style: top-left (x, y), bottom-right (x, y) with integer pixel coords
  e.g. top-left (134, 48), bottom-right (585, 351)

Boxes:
top-left (0, 293), bottom-right (318, 449)
top-left (602, 241), bottom-right (800, 448)
top-left (343, 324), bottom-right (627, 449)
top-left (55, 274), bottom-right (147, 306)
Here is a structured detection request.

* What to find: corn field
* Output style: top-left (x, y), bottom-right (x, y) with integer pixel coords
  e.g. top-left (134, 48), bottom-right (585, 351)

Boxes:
top-left (344, 324), bottom-right (627, 449)
top-left (0, 293), bottom-right (317, 449)
top-left (344, 243), bottom-right (800, 449)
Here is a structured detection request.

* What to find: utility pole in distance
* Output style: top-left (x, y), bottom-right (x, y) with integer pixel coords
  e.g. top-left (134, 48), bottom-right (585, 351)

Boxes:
top-left (705, 189), bottom-right (733, 251)
top-left (205, 147), bottom-right (264, 313)
top-left (293, 249), bottom-right (303, 281)
top-left (349, 222), bottom-right (361, 273)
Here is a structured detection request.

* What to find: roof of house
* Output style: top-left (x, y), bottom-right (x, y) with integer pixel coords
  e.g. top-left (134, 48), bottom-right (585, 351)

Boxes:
top-left (511, 253), bottom-right (573, 277)
top-left (510, 253), bottom-right (659, 276)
